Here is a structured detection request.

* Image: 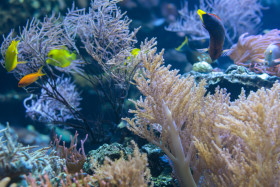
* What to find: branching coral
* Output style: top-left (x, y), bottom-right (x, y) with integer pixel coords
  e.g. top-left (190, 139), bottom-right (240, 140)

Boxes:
top-left (63, 0), bottom-right (156, 124)
top-left (25, 169), bottom-right (94, 187)
top-left (26, 141), bottom-right (151, 187)
top-left (194, 84), bottom-right (280, 186)
top-left (1, 0), bottom-right (152, 141)
top-left (1, 0), bottom-right (150, 142)
top-left (124, 43), bottom-right (280, 186)
top-left (228, 29), bottom-right (280, 75)
top-left (0, 14), bottom-right (83, 78)
top-left (166, 0), bottom-right (264, 45)
top-left (165, 1), bottom-right (209, 41)
top-left (124, 48), bottom-right (210, 186)
top-left (0, 12), bottom-right (90, 136)
top-left (23, 77), bottom-right (82, 123)
top-left (0, 124), bottom-right (65, 181)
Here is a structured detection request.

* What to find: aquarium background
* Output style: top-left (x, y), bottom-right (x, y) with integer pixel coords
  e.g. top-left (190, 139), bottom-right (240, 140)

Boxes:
top-left (1, 0), bottom-right (280, 186)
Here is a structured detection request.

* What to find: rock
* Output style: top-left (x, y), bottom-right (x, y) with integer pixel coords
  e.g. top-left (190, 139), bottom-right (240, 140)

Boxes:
top-left (185, 65), bottom-right (280, 100)
top-left (192, 61), bottom-right (213, 73)
top-left (83, 143), bottom-right (133, 175)
top-left (141, 144), bottom-right (174, 187)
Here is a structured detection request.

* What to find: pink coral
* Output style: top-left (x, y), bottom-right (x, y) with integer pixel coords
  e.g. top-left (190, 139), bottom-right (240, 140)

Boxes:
top-left (51, 131), bottom-right (88, 173)
top-left (228, 29), bottom-right (280, 75)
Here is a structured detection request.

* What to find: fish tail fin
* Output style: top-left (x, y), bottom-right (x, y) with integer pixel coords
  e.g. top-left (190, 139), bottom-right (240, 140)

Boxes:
top-left (37, 66), bottom-right (46, 76)
top-left (255, 58), bottom-right (265, 63)
top-left (196, 48), bottom-right (209, 53)
top-left (221, 49), bottom-right (233, 56)
top-left (17, 61), bottom-right (28, 64)
top-left (12, 40), bottom-right (19, 47)
top-left (70, 53), bottom-right (77, 60)
top-left (175, 36), bottom-right (189, 51)
top-left (273, 58), bottom-right (280, 63)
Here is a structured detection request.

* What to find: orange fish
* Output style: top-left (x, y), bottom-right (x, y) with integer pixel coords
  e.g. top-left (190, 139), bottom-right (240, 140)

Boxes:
top-left (18, 66), bottom-right (45, 87)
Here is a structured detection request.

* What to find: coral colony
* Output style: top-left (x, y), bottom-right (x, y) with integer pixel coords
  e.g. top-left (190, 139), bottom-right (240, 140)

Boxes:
top-left (1, 0), bottom-right (280, 186)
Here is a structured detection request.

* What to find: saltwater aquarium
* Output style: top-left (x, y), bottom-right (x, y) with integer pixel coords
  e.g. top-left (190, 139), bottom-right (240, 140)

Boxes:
top-left (0, 0), bottom-right (280, 186)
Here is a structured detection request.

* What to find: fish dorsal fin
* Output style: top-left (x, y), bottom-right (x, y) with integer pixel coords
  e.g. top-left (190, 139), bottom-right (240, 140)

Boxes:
top-left (175, 36), bottom-right (189, 51)
top-left (208, 13), bottom-right (221, 21)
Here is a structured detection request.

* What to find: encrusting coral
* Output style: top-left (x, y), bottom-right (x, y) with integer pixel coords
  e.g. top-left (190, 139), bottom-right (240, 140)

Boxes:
top-left (124, 45), bottom-right (280, 186)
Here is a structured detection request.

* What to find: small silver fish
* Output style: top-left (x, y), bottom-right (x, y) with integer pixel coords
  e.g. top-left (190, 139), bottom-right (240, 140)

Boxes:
top-left (264, 43), bottom-right (280, 67)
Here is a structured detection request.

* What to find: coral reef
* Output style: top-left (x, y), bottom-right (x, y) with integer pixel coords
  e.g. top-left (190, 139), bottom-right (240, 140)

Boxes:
top-left (0, 124), bottom-right (65, 182)
top-left (2, 0), bottom-right (280, 186)
top-left (0, 0), bottom-right (156, 143)
top-left (193, 84), bottom-right (280, 186)
top-left (227, 29), bottom-right (280, 76)
top-left (124, 46), bottom-right (280, 186)
top-left (25, 141), bottom-right (151, 187)
top-left (51, 131), bottom-right (88, 174)
top-left (93, 141), bottom-right (152, 187)
top-left (84, 142), bottom-right (133, 174)
top-left (187, 65), bottom-right (280, 99)
top-left (24, 77), bottom-right (82, 123)
top-left (124, 48), bottom-right (205, 186)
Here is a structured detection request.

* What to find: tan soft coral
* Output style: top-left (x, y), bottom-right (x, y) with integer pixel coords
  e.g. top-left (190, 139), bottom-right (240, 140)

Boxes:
top-left (194, 84), bottom-right (280, 186)
top-left (124, 47), bottom-right (230, 186)
top-left (94, 141), bottom-right (152, 187)
top-left (125, 46), bottom-right (280, 186)
top-left (228, 29), bottom-right (280, 75)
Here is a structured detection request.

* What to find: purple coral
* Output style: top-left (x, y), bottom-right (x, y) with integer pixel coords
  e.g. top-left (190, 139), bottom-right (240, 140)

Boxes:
top-left (23, 77), bottom-right (82, 123)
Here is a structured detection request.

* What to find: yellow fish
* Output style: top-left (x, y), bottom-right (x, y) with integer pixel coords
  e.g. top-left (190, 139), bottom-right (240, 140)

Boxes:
top-left (46, 48), bottom-right (76, 68)
top-left (18, 66), bottom-right (45, 87)
top-left (131, 48), bottom-right (140, 56)
top-left (5, 40), bottom-right (20, 72)
top-left (125, 48), bottom-right (140, 65)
